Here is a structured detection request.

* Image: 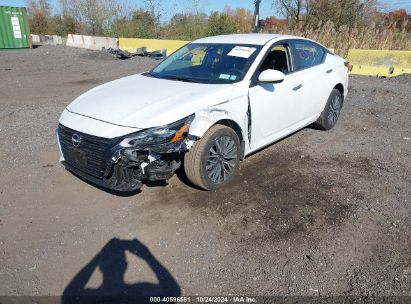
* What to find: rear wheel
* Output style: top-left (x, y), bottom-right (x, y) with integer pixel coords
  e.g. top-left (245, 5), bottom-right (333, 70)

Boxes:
top-left (314, 89), bottom-right (343, 130)
top-left (184, 124), bottom-right (240, 190)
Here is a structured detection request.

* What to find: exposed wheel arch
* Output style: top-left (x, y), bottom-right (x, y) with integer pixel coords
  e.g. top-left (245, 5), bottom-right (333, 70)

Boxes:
top-left (334, 83), bottom-right (345, 102)
top-left (214, 119), bottom-right (243, 142)
top-left (213, 119), bottom-right (245, 159)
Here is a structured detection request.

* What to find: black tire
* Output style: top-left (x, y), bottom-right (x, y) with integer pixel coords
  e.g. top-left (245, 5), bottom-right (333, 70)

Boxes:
top-left (314, 89), bottom-right (343, 130)
top-left (184, 124), bottom-right (240, 190)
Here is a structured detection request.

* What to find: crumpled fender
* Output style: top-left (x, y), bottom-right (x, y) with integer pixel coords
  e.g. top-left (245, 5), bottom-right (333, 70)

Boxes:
top-left (186, 82), bottom-right (251, 153)
top-left (189, 107), bottom-right (230, 138)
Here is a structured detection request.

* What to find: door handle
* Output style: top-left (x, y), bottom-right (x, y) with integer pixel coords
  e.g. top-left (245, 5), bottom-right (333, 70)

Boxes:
top-left (326, 69), bottom-right (333, 74)
top-left (293, 84), bottom-right (303, 91)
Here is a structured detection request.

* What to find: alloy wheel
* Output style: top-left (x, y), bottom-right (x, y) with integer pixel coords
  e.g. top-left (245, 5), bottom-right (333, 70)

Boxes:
top-left (327, 94), bottom-right (342, 126)
top-left (206, 136), bottom-right (238, 184)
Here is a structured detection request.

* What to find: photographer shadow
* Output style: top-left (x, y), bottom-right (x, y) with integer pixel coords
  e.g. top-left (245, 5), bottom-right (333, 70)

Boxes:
top-left (63, 238), bottom-right (181, 303)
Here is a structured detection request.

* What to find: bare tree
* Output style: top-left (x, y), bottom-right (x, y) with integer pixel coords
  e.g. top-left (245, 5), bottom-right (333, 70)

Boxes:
top-left (272, 0), bottom-right (313, 26)
top-left (26, 0), bottom-right (52, 34)
top-left (60, 0), bottom-right (121, 35)
top-left (26, 0), bottom-right (51, 15)
top-left (145, 0), bottom-right (162, 18)
top-left (190, 0), bottom-right (203, 15)
top-left (144, 0), bottom-right (163, 37)
top-left (273, 0), bottom-right (380, 29)
top-left (308, 0), bottom-right (380, 28)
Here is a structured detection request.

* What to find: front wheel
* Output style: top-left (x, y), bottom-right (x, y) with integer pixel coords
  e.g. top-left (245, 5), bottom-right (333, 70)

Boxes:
top-left (184, 124), bottom-right (240, 190)
top-left (314, 88), bottom-right (343, 130)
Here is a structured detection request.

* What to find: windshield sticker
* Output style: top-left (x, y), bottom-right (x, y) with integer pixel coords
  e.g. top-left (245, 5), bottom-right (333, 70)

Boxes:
top-left (229, 75), bottom-right (237, 80)
top-left (219, 74), bottom-right (231, 80)
top-left (227, 46), bottom-right (257, 58)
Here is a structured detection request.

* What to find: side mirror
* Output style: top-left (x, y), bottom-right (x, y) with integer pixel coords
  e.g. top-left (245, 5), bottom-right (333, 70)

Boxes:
top-left (258, 69), bottom-right (285, 83)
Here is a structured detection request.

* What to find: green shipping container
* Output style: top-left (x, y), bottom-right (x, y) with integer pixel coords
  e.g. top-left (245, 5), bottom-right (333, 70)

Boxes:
top-left (0, 6), bottom-right (30, 49)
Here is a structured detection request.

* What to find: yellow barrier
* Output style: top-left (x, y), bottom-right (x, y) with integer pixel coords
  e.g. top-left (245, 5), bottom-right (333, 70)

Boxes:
top-left (119, 37), bottom-right (411, 77)
top-left (118, 38), bottom-right (189, 55)
top-left (346, 49), bottom-right (411, 77)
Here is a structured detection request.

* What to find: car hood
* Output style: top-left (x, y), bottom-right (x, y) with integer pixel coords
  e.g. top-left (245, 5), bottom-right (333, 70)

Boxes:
top-left (66, 74), bottom-right (234, 129)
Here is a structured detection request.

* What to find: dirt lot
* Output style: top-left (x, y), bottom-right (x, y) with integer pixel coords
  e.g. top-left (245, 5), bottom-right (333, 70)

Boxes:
top-left (0, 46), bottom-right (410, 301)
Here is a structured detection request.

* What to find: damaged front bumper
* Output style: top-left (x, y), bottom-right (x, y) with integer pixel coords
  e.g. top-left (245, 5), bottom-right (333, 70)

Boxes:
top-left (57, 124), bottom-right (193, 193)
top-left (102, 144), bottom-right (185, 192)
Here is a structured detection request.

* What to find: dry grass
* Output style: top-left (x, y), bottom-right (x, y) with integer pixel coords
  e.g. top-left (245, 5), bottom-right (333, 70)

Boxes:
top-left (264, 20), bottom-right (411, 57)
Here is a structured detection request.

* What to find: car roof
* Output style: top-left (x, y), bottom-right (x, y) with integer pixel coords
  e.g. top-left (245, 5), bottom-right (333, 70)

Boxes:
top-left (192, 33), bottom-right (298, 46)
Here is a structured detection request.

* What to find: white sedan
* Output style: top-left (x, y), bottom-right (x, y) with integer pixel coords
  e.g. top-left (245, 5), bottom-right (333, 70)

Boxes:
top-left (57, 34), bottom-right (349, 192)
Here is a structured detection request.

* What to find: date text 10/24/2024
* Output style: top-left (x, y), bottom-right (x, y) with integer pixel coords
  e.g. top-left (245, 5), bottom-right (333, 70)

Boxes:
top-left (150, 296), bottom-right (257, 303)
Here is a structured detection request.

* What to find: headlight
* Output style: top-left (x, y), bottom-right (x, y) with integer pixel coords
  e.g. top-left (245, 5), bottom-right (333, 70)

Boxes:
top-left (119, 115), bottom-right (194, 148)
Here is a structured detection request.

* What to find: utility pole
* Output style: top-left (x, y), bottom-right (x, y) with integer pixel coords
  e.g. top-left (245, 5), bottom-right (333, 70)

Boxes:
top-left (253, 0), bottom-right (262, 33)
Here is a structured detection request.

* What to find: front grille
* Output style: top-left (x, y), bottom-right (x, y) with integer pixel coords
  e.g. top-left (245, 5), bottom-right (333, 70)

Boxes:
top-left (58, 124), bottom-right (115, 179)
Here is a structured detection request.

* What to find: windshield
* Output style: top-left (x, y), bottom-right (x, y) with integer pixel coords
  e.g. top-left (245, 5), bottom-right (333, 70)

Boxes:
top-left (147, 43), bottom-right (262, 84)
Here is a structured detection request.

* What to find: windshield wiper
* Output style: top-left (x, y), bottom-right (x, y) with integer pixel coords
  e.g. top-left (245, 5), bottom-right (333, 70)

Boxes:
top-left (144, 72), bottom-right (201, 83)
top-left (161, 75), bottom-right (200, 83)
top-left (143, 71), bottom-right (160, 78)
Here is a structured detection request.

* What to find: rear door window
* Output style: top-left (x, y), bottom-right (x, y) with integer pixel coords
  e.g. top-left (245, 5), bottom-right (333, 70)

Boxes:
top-left (291, 40), bottom-right (325, 71)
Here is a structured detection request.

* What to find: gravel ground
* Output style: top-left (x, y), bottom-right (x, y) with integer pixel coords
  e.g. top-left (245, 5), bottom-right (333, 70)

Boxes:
top-left (0, 45), bottom-right (410, 301)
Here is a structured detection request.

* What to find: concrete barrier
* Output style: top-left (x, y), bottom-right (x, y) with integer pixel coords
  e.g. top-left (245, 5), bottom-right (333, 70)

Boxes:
top-left (47, 35), bottom-right (63, 45)
top-left (66, 34), bottom-right (118, 50)
top-left (346, 49), bottom-right (411, 77)
top-left (118, 38), bottom-right (189, 55)
top-left (30, 34), bottom-right (63, 46)
top-left (30, 34), bottom-right (40, 44)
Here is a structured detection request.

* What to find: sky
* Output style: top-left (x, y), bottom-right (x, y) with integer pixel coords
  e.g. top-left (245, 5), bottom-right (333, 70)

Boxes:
top-left (0, 0), bottom-right (410, 19)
